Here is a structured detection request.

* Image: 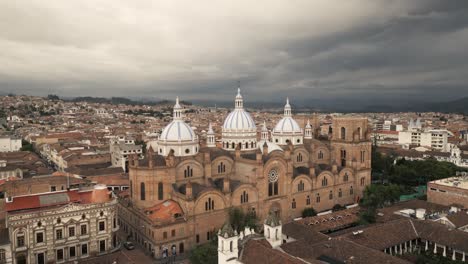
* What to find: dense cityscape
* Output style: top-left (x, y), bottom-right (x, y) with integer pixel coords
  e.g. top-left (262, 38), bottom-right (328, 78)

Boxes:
top-left (0, 91), bottom-right (467, 264)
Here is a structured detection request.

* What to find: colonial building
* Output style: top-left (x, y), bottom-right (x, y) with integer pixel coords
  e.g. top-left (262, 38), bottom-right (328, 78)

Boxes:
top-left (109, 136), bottom-right (143, 172)
top-left (118, 89), bottom-right (372, 259)
top-left (5, 184), bottom-right (119, 264)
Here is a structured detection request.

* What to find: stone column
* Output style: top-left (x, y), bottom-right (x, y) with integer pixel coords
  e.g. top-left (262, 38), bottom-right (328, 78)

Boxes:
top-left (399, 244), bottom-right (403, 255)
top-left (404, 241), bottom-right (407, 253)
top-left (425, 240), bottom-right (429, 251)
top-left (453, 250), bottom-right (457, 261)
top-left (462, 252), bottom-right (465, 262)
top-left (443, 246), bottom-right (447, 257)
top-left (389, 247), bottom-right (392, 255)
top-left (434, 243), bottom-right (437, 254)
top-left (410, 240), bottom-right (413, 252)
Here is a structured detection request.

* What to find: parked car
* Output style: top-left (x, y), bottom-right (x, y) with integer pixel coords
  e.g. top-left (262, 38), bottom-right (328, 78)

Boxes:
top-left (123, 241), bottom-right (135, 250)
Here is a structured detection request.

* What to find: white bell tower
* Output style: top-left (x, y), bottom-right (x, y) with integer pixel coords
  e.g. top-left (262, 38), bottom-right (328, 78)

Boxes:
top-left (261, 121), bottom-right (269, 141)
top-left (207, 123), bottom-right (216, 147)
top-left (304, 119), bottom-right (312, 139)
top-left (218, 222), bottom-right (239, 264)
top-left (264, 213), bottom-right (282, 248)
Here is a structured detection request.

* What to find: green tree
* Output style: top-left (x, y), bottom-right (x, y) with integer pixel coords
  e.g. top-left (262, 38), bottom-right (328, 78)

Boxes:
top-left (359, 184), bottom-right (403, 223)
top-left (20, 140), bottom-right (34, 152)
top-left (189, 237), bottom-right (218, 264)
top-left (228, 208), bottom-right (257, 232)
top-left (301, 208), bottom-right (317, 217)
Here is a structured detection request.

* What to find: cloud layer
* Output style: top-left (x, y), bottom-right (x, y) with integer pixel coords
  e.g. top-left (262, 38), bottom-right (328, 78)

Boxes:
top-left (1, 0), bottom-right (467, 105)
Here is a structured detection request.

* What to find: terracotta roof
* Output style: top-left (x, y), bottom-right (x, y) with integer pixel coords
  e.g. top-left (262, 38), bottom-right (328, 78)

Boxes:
top-left (339, 218), bottom-right (418, 251)
top-left (143, 200), bottom-right (183, 222)
top-left (295, 207), bottom-right (360, 233)
top-left (5, 187), bottom-right (111, 212)
top-left (241, 239), bottom-right (308, 264)
top-left (281, 238), bottom-right (411, 264)
top-left (446, 211), bottom-right (468, 228)
top-left (413, 220), bottom-right (468, 252)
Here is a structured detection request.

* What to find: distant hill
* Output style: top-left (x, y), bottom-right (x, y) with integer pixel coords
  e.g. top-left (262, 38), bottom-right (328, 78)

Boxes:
top-left (66, 96), bottom-right (192, 106)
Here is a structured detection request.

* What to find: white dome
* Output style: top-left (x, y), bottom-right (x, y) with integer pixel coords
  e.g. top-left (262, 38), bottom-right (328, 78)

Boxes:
top-left (223, 109), bottom-right (256, 131)
top-left (160, 120), bottom-right (197, 141)
top-left (273, 117), bottom-right (302, 134)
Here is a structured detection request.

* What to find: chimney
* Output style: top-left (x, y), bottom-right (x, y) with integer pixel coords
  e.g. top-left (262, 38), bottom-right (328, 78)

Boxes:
top-left (186, 181), bottom-right (193, 200)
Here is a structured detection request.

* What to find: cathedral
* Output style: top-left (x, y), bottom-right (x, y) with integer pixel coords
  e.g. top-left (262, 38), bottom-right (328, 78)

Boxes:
top-left (118, 89), bottom-right (372, 259)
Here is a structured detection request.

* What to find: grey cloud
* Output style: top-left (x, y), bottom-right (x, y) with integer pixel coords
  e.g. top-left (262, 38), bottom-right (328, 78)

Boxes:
top-left (0, 0), bottom-right (467, 107)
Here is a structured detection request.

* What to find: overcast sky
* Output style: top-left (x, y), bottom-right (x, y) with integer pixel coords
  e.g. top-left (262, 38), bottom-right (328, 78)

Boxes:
top-left (1, 1), bottom-right (467, 105)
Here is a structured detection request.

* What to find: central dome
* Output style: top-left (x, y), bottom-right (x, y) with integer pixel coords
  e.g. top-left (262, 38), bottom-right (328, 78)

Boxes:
top-left (160, 120), bottom-right (196, 141)
top-left (221, 87), bottom-right (257, 151)
top-left (273, 117), bottom-right (301, 134)
top-left (223, 110), bottom-right (256, 131)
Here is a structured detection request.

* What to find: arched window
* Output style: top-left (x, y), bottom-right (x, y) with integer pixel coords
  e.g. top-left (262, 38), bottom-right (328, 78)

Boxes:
top-left (321, 177), bottom-right (328, 187)
top-left (341, 150), bottom-right (346, 167)
top-left (360, 150), bottom-right (365, 163)
top-left (205, 197), bottom-right (214, 211)
top-left (316, 193), bottom-right (321, 203)
top-left (350, 186), bottom-right (354, 195)
top-left (232, 142), bottom-right (235, 149)
top-left (230, 241), bottom-right (233, 252)
top-left (357, 127), bottom-right (362, 139)
top-left (184, 166), bottom-right (193, 178)
top-left (343, 173), bottom-right (349, 182)
top-left (306, 195), bottom-right (311, 205)
top-left (292, 198), bottom-right (296, 209)
top-left (360, 177), bottom-right (365, 186)
top-left (329, 190), bottom-right (333, 200)
top-left (268, 169), bottom-right (279, 197)
top-left (158, 182), bottom-right (163, 200)
top-left (341, 127), bottom-right (346, 140)
top-left (241, 191), bottom-right (249, 204)
top-left (328, 126), bottom-right (333, 134)
top-left (297, 153), bottom-right (303, 162)
top-left (338, 188), bottom-right (342, 198)
top-left (140, 182), bottom-right (146, 201)
top-left (218, 162), bottom-right (226, 174)
top-left (251, 142), bottom-right (254, 148)
top-left (318, 151), bottom-right (324, 160)
top-left (245, 142), bottom-right (249, 149)
top-left (297, 181), bottom-right (304, 192)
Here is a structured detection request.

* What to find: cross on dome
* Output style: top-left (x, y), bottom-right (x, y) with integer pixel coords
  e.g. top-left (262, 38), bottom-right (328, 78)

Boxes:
top-left (284, 97), bottom-right (292, 117)
top-left (235, 87), bottom-right (244, 109)
top-left (173, 96), bottom-right (183, 120)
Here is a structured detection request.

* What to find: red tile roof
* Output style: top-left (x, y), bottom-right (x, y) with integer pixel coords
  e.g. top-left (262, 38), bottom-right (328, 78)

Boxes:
top-left (5, 186), bottom-right (112, 212)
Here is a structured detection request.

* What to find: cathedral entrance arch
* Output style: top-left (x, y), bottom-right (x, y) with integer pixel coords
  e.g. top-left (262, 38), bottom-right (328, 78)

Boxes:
top-left (269, 202), bottom-right (282, 220)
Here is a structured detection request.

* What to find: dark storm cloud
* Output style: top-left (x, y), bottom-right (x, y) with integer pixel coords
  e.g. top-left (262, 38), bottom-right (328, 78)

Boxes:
top-left (0, 0), bottom-right (467, 106)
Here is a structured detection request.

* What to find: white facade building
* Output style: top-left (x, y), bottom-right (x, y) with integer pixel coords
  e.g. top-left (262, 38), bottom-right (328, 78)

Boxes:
top-left (110, 136), bottom-right (143, 171)
top-left (0, 137), bottom-right (21, 152)
top-left (398, 129), bottom-right (449, 152)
